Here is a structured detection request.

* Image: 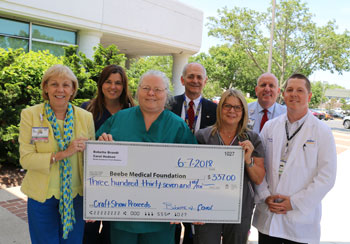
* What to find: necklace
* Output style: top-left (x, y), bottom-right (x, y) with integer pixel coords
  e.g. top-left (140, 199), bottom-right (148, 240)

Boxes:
top-left (223, 133), bottom-right (233, 138)
top-left (218, 132), bottom-right (238, 146)
top-left (220, 129), bottom-right (236, 138)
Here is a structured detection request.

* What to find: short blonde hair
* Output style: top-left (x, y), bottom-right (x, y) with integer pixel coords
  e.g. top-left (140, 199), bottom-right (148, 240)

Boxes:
top-left (41, 64), bottom-right (78, 101)
top-left (211, 89), bottom-right (249, 139)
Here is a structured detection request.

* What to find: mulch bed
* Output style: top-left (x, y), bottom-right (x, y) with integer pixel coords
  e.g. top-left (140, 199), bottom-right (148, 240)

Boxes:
top-left (0, 164), bottom-right (25, 189)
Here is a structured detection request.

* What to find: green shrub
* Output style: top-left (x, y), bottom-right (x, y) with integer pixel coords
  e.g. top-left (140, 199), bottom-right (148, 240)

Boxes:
top-left (0, 48), bottom-right (61, 166)
top-left (0, 44), bottom-right (126, 167)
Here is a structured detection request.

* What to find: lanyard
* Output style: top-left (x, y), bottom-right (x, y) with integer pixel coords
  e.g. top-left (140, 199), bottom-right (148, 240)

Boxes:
top-left (279, 120), bottom-right (304, 178)
top-left (217, 133), bottom-right (238, 146)
top-left (280, 120), bottom-right (305, 166)
top-left (183, 95), bottom-right (202, 133)
top-left (285, 120), bottom-right (304, 148)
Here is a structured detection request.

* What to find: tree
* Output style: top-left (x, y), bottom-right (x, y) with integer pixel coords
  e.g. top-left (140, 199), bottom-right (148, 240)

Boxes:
top-left (326, 98), bottom-right (337, 110)
top-left (310, 81), bottom-right (346, 108)
top-left (127, 55), bottom-right (173, 97)
top-left (191, 45), bottom-right (260, 98)
top-left (340, 98), bottom-right (350, 111)
top-left (207, 0), bottom-right (350, 90)
top-left (310, 81), bottom-right (325, 108)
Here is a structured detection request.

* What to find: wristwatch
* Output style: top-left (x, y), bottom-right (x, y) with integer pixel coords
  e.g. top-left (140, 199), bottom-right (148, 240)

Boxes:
top-left (246, 157), bottom-right (254, 168)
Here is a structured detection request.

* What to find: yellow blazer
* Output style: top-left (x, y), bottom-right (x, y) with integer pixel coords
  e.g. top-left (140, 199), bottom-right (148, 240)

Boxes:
top-left (19, 103), bottom-right (95, 202)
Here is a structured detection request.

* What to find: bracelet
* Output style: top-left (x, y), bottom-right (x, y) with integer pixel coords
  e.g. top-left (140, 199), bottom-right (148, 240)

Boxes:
top-left (52, 153), bottom-right (56, 164)
top-left (246, 157), bottom-right (254, 168)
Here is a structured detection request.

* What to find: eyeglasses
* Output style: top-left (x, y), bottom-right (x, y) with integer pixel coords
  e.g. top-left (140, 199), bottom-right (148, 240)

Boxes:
top-left (140, 86), bottom-right (166, 94)
top-left (222, 103), bottom-right (243, 112)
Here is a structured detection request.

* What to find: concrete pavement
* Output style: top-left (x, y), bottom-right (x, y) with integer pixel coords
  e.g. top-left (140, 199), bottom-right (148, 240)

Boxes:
top-left (0, 186), bottom-right (30, 244)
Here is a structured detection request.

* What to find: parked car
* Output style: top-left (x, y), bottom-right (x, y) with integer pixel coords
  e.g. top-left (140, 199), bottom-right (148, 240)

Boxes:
top-left (324, 112), bottom-right (333, 120)
top-left (318, 110), bottom-right (333, 120)
top-left (343, 116), bottom-right (350, 129)
top-left (329, 110), bottom-right (345, 119)
top-left (310, 109), bottom-right (325, 120)
top-left (212, 96), bottom-right (220, 104)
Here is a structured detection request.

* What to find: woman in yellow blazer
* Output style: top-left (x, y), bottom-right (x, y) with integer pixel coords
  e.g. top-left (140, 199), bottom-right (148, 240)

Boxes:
top-left (19, 64), bottom-right (95, 244)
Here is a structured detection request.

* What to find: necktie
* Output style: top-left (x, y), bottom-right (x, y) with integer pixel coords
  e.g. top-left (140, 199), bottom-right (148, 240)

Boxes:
top-left (260, 109), bottom-right (268, 132)
top-left (188, 100), bottom-right (195, 129)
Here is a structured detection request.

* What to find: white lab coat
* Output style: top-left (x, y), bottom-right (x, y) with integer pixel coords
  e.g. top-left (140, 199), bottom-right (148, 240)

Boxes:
top-left (253, 111), bottom-right (337, 244)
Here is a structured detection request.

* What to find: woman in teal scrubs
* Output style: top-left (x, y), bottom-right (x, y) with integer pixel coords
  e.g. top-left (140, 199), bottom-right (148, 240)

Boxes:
top-left (97, 70), bottom-right (197, 244)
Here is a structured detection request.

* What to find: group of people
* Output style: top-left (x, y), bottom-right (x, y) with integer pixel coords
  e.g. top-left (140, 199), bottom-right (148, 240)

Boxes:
top-left (18, 61), bottom-right (336, 244)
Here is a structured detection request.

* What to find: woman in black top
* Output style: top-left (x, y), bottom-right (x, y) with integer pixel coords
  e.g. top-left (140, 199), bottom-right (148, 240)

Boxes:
top-left (81, 64), bottom-right (134, 244)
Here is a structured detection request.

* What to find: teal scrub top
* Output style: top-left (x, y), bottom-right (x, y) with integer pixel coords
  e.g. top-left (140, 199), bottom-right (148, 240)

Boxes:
top-left (96, 106), bottom-right (197, 233)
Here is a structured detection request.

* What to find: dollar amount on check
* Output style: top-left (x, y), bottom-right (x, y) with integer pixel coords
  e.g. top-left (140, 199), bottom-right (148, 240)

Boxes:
top-left (84, 141), bottom-right (244, 223)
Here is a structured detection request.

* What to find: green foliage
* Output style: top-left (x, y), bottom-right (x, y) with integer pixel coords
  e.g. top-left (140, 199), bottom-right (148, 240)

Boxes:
top-left (340, 98), bottom-right (350, 111)
top-left (310, 81), bottom-right (346, 108)
top-left (127, 56), bottom-right (173, 97)
top-left (310, 81), bottom-right (325, 108)
top-left (341, 104), bottom-right (350, 111)
top-left (191, 44), bottom-right (260, 97)
top-left (246, 97), bottom-right (256, 104)
top-left (0, 44), bottom-right (126, 167)
top-left (63, 44), bottom-right (127, 100)
top-left (0, 48), bottom-right (61, 165)
top-left (206, 0), bottom-right (350, 91)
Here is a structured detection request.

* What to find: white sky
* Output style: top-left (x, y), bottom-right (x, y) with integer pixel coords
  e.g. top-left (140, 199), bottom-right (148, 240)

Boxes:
top-left (179, 0), bottom-right (350, 89)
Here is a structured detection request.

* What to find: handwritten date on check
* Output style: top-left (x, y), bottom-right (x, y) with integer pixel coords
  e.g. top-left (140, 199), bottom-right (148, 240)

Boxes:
top-left (84, 141), bottom-right (244, 223)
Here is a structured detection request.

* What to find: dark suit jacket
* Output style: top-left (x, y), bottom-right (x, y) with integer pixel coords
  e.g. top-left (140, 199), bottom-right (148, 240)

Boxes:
top-left (170, 94), bottom-right (217, 129)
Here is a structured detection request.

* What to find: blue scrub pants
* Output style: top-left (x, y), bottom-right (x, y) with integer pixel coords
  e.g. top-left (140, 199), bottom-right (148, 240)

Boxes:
top-left (27, 195), bottom-right (85, 244)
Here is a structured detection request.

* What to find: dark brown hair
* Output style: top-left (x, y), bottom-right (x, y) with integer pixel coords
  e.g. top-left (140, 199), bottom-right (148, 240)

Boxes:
top-left (86, 65), bottom-right (135, 120)
top-left (285, 73), bottom-right (311, 92)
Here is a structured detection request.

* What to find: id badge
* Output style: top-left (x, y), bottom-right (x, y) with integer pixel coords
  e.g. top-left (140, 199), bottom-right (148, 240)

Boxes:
top-left (247, 119), bottom-right (255, 129)
top-left (278, 159), bottom-right (286, 177)
top-left (31, 127), bottom-right (49, 142)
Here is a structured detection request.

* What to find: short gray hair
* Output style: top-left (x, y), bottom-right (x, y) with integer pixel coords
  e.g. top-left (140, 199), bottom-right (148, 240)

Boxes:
top-left (137, 70), bottom-right (173, 109)
top-left (182, 62), bottom-right (207, 77)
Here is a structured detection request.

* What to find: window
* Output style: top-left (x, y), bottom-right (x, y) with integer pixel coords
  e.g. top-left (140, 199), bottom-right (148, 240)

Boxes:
top-left (0, 17), bottom-right (76, 56)
top-left (0, 18), bottom-right (29, 51)
top-left (0, 18), bottom-right (29, 37)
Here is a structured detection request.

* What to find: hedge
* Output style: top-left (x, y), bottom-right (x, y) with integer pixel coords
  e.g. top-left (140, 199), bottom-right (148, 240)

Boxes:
top-left (0, 44), bottom-right (126, 167)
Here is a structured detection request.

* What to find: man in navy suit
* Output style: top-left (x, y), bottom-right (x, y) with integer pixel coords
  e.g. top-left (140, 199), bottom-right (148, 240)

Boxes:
top-left (171, 62), bottom-right (217, 133)
top-left (171, 62), bottom-right (217, 244)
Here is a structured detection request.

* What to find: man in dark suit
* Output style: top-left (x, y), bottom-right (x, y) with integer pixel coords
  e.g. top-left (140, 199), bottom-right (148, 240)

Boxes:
top-left (171, 62), bottom-right (217, 132)
top-left (171, 62), bottom-right (217, 244)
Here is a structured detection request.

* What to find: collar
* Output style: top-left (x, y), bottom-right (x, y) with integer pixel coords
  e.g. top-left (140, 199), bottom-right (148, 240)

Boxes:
top-left (185, 94), bottom-right (202, 108)
top-left (286, 111), bottom-right (309, 127)
top-left (258, 102), bottom-right (276, 114)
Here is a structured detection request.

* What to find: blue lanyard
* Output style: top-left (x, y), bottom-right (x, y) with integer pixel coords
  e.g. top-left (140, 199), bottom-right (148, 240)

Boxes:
top-left (183, 95), bottom-right (202, 133)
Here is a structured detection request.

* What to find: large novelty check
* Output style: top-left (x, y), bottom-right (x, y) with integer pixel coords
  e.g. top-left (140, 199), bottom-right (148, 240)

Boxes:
top-left (84, 141), bottom-right (244, 223)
